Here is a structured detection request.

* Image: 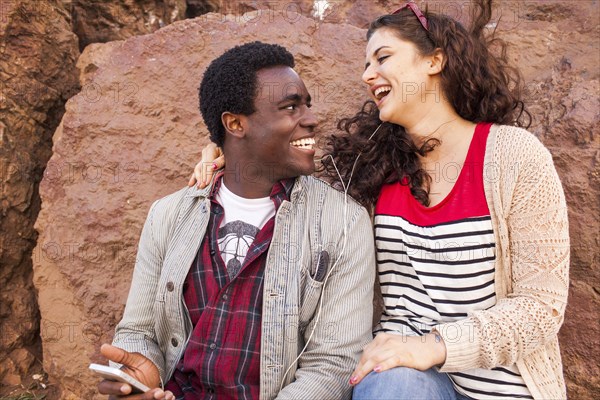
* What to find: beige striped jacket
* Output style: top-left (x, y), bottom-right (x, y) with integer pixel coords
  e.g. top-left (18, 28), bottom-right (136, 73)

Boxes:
top-left (111, 175), bottom-right (375, 399)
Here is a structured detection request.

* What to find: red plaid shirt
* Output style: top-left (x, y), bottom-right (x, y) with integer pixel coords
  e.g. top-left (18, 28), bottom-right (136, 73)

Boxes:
top-left (165, 175), bottom-right (293, 399)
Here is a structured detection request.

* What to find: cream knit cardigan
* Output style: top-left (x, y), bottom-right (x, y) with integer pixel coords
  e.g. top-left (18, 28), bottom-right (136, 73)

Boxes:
top-left (433, 125), bottom-right (570, 399)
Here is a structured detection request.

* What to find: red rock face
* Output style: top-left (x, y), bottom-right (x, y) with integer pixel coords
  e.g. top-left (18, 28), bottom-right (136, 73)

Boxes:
top-left (0, 0), bottom-right (79, 392)
top-left (185, 0), bottom-right (392, 27)
top-left (71, 0), bottom-right (187, 51)
top-left (3, 1), bottom-right (597, 399)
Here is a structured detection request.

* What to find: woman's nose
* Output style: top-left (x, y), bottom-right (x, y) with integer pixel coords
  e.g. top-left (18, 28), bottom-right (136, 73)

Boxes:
top-left (362, 64), bottom-right (377, 85)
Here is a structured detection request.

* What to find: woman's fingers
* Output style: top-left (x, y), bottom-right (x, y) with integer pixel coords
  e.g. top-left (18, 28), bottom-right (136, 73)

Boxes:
top-left (196, 160), bottom-right (211, 188)
top-left (201, 142), bottom-right (219, 159)
top-left (188, 143), bottom-right (225, 189)
top-left (192, 161), bottom-right (203, 187)
top-left (350, 347), bottom-right (396, 386)
top-left (188, 172), bottom-right (197, 187)
top-left (349, 357), bottom-right (377, 386)
top-left (196, 155), bottom-right (225, 188)
top-left (349, 334), bottom-right (447, 388)
top-left (370, 353), bottom-right (403, 374)
top-left (212, 155), bottom-right (225, 172)
top-left (350, 334), bottom-right (407, 386)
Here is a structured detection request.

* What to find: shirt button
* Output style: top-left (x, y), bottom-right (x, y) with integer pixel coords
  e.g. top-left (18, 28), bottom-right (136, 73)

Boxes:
top-left (208, 388), bottom-right (214, 394)
top-left (171, 338), bottom-right (178, 347)
top-left (222, 294), bottom-right (228, 301)
top-left (210, 249), bottom-right (216, 256)
top-left (209, 343), bottom-right (216, 350)
top-left (166, 282), bottom-right (174, 292)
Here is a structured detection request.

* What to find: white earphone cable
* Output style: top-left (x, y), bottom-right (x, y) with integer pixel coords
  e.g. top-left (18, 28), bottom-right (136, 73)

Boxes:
top-left (279, 123), bottom-right (383, 391)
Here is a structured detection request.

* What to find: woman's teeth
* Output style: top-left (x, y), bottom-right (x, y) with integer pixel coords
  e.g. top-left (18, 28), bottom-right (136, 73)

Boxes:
top-left (290, 137), bottom-right (315, 149)
top-left (374, 86), bottom-right (392, 100)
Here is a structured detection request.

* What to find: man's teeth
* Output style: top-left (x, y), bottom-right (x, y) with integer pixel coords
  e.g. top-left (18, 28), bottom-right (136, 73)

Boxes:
top-left (374, 86), bottom-right (392, 99)
top-left (290, 137), bottom-right (315, 149)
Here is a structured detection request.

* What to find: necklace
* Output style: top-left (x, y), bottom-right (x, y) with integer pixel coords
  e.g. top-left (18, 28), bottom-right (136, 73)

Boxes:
top-left (424, 118), bottom-right (457, 140)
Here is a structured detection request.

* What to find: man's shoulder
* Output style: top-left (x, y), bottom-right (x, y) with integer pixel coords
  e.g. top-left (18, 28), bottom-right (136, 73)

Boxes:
top-left (146, 186), bottom-right (201, 222)
top-left (295, 175), bottom-right (366, 214)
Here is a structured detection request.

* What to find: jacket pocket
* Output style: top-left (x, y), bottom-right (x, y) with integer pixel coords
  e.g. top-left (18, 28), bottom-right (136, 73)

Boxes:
top-left (298, 274), bottom-right (324, 328)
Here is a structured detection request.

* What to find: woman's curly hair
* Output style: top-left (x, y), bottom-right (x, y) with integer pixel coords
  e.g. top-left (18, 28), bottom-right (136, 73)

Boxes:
top-left (320, 0), bottom-right (530, 208)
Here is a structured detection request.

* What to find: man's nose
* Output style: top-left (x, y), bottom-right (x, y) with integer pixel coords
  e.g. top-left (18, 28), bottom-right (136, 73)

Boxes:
top-left (301, 107), bottom-right (318, 130)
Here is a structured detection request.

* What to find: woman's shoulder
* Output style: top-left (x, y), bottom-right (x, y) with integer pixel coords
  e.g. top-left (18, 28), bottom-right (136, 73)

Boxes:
top-left (490, 124), bottom-right (553, 162)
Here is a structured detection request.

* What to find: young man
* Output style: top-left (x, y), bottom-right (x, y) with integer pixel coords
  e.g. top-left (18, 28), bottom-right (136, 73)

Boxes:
top-left (98, 42), bottom-right (375, 400)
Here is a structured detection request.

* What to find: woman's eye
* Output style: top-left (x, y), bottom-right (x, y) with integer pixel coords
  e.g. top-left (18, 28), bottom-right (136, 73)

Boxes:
top-left (377, 55), bottom-right (390, 63)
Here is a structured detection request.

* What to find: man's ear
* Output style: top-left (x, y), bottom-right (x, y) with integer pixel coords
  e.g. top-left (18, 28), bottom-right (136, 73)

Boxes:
top-left (222, 112), bottom-right (245, 138)
top-left (427, 48), bottom-right (446, 75)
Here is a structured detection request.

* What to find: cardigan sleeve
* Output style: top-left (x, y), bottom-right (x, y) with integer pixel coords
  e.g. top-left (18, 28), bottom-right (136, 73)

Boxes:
top-left (434, 127), bottom-right (570, 371)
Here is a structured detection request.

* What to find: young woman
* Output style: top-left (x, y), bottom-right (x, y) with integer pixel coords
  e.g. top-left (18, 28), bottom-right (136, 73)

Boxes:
top-left (191, 1), bottom-right (569, 399)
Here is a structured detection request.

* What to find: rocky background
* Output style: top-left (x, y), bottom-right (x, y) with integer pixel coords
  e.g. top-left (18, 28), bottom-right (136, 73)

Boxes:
top-left (0, 1), bottom-right (598, 399)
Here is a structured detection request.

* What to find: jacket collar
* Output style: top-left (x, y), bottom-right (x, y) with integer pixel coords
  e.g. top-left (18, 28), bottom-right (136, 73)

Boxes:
top-left (185, 171), bottom-right (308, 203)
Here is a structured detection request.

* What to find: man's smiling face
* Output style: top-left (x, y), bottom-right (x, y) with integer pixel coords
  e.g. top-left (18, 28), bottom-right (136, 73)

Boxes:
top-left (241, 66), bottom-right (318, 180)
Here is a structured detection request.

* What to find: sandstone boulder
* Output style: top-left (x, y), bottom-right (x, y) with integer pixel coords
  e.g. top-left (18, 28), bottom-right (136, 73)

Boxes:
top-left (32, 1), bottom-right (599, 399)
top-left (33, 11), bottom-right (366, 399)
top-left (184, 0), bottom-right (391, 27)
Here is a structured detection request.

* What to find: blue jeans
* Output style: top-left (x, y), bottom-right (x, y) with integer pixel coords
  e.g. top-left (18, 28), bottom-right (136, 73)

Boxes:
top-left (352, 367), bottom-right (471, 400)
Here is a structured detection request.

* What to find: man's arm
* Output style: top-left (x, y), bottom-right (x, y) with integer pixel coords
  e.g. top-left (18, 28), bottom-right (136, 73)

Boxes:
top-left (276, 205), bottom-right (376, 400)
top-left (110, 198), bottom-right (170, 380)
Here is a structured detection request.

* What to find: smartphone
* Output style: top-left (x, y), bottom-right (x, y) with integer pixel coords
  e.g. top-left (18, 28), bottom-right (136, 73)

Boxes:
top-left (89, 363), bottom-right (151, 393)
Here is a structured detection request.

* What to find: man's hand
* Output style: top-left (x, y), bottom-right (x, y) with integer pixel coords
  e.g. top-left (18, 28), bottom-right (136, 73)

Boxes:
top-left (97, 344), bottom-right (174, 400)
top-left (187, 143), bottom-right (224, 189)
top-left (349, 333), bottom-right (447, 386)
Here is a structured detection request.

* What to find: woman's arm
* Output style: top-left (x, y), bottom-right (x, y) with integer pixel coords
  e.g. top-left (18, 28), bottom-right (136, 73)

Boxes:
top-left (349, 129), bottom-right (570, 384)
top-left (437, 130), bottom-right (570, 371)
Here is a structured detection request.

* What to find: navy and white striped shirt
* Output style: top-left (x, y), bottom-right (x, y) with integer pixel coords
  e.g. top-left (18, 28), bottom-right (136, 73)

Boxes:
top-left (374, 123), bottom-right (532, 399)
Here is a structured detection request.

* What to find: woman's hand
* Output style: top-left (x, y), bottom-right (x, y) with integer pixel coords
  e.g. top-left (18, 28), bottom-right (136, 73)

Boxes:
top-left (187, 143), bottom-right (225, 189)
top-left (97, 344), bottom-right (175, 400)
top-left (349, 333), bottom-right (447, 386)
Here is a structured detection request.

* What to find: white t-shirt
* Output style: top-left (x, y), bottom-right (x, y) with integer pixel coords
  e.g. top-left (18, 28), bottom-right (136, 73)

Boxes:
top-left (215, 182), bottom-right (275, 278)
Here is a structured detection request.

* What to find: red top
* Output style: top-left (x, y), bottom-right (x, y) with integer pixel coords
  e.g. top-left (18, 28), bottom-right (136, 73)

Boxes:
top-left (375, 122), bottom-right (492, 225)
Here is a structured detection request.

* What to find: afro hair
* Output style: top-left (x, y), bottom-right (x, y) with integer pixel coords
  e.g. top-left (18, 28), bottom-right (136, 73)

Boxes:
top-left (199, 41), bottom-right (295, 147)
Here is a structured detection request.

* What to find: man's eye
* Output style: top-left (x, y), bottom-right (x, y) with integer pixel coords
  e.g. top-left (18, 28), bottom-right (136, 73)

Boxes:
top-left (284, 104), bottom-right (297, 110)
